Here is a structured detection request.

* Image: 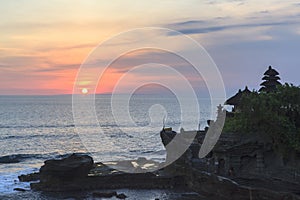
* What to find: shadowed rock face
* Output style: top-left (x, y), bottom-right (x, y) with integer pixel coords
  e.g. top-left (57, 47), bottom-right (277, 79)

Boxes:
top-left (18, 172), bottom-right (40, 182)
top-left (29, 154), bottom-right (186, 192)
top-left (39, 153), bottom-right (94, 181)
top-left (186, 169), bottom-right (300, 200)
top-left (23, 152), bottom-right (300, 199)
top-left (20, 134), bottom-right (300, 200)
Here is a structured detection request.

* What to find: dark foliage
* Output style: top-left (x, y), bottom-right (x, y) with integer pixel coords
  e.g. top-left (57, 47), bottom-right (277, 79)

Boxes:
top-left (224, 84), bottom-right (300, 153)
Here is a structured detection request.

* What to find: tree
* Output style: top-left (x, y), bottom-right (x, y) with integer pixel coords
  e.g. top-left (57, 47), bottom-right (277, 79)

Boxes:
top-left (224, 84), bottom-right (300, 153)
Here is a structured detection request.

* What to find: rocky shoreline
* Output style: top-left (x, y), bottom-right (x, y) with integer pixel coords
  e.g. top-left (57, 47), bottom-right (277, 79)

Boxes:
top-left (17, 126), bottom-right (300, 199)
top-left (17, 152), bottom-right (300, 200)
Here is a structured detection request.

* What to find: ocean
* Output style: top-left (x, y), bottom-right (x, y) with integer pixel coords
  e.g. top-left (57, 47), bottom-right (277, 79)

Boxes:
top-left (0, 94), bottom-right (219, 198)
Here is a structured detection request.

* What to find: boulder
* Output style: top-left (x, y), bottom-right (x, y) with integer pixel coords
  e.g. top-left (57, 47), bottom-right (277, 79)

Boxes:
top-left (92, 191), bottom-right (117, 198)
top-left (116, 193), bottom-right (127, 199)
top-left (13, 188), bottom-right (27, 192)
top-left (31, 154), bottom-right (94, 191)
top-left (39, 153), bottom-right (94, 181)
top-left (18, 172), bottom-right (40, 182)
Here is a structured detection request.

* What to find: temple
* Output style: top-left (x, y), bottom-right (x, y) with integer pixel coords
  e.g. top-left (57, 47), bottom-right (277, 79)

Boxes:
top-left (259, 66), bottom-right (282, 93)
top-left (225, 66), bottom-right (282, 114)
top-left (225, 86), bottom-right (251, 113)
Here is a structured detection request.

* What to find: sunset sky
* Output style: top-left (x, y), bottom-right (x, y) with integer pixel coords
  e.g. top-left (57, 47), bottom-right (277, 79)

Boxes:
top-left (0, 0), bottom-right (299, 96)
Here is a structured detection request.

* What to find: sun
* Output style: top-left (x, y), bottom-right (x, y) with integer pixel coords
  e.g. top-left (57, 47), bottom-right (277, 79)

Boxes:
top-left (81, 88), bottom-right (89, 94)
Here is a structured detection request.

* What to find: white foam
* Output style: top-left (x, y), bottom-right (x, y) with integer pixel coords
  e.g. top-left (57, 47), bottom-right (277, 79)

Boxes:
top-left (0, 167), bottom-right (37, 194)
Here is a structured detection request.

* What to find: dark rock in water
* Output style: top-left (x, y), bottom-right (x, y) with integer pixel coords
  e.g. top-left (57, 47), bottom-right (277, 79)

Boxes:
top-left (160, 129), bottom-right (177, 146)
top-left (92, 191), bottom-right (117, 198)
top-left (18, 172), bottom-right (40, 182)
top-left (39, 153), bottom-right (93, 181)
top-left (181, 192), bottom-right (201, 198)
top-left (31, 164), bottom-right (186, 191)
top-left (116, 193), bottom-right (127, 199)
top-left (13, 188), bottom-right (27, 192)
top-left (31, 153), bottom-right (94, 191)
top-left (25, 132), bottom-right (300, 199)
top-left (30, 154), bottom-right (185, 192)
top-left (0, 155), bottom-right (21, 163)
top-left (91, 191), bottom-right (127, 199)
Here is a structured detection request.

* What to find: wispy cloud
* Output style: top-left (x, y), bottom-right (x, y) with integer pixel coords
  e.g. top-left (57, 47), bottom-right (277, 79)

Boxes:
top-left (96, 49), bottom-right (201, 78)
top-left (0, 54), bottom-right (80, 73)
top-left (0, 55), bottom-right (45, 71)
top-left (38, 43), bottom-right (97, 52)
top-left (167, 20), bottom-right (300, 35)
top-left (205, 0), bottom-right (246, 5)
top-left (169, 20), bottom-right (207, 27)
top-left (34, 63), bottom-right (80, 72)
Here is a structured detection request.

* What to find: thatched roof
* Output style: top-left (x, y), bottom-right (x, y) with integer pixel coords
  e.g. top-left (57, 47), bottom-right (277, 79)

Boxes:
top-left (226, 86), bottom-right (251, 105)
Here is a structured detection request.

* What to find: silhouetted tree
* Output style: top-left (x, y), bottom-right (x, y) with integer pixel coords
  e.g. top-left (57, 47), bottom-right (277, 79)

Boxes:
top-left (224, 84), bottom-right (300, 154)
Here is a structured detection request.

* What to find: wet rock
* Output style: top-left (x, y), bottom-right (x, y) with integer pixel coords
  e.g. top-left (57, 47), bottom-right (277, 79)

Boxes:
top-left (116, 193), bottom-right (127, 199)
top-left (13, 188), bottom-right (27, 192)
top-left (39, 153), bottom-right (93, 181)
top-left (92, 191), bottom-right (117, 198)
top-left (0, 155), bottom-right (21, 163)
top-left (160, 129), bottom-right (177, 147)
top-left (31, 154), bottom-right (94, 191)
top-left (30, 154), bottom-right (184, 192)
top-left (18, 172), bottom-right (40, 182)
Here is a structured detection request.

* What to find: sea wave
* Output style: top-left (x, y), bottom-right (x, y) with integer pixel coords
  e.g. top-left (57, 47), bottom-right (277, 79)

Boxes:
top-left (1, 134), bottom-right (73, 140)
top-left (0, 154), bottom-right (44, 164)
top-left (0, 152), bottom-right (88, 164)
top-left (0, 124), bottom-right (75, 129)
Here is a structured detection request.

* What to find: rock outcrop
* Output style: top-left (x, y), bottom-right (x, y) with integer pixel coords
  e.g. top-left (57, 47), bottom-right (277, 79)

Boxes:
top-left (19, 129), bottom-right (300, 199)
top-left (160, 128), bottom-right (300, 199)
top-left (39, 153), bottom-right (94, 180)
top-left (18, 172), bottom-right (40, 182)
top-left (28, 154), bottom-right (186, 192)
top-left (30, 153), bottom-right (94, 191)
top-left (187, 169), bottom-right (300, 200)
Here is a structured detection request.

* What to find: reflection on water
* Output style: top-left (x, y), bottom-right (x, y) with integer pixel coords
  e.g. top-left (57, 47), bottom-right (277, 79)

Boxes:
top-left (0, 94), bottom-right (217, 196)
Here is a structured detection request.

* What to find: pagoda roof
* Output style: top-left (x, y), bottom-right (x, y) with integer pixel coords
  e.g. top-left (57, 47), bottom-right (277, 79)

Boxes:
top-left (264, 66), bottom-right (279, 76)
top-left (260, 80), bottom-right (281, 87)
top-left (262, 75), bottom-right (280, 81)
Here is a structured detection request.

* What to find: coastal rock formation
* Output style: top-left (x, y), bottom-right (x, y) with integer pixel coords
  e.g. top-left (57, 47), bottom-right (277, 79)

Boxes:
top-left (30, 153), bottom-right (94, 191)
top-left (23, 151), bottom-right (300, 199)
top-left (21, 127), bottom-right (300, 199)
top-left (18, 172), bottom-right (40, 182)
top-left (92, 191), bottom-right (117, 198)
top-left (116, 193), bottom-right (127, 199)
top-left (160, 127), bottom-right (300, 199)
top-left (39, 153), bottom-right (94, 180)
top-left (28, 154), bottom-right (186, 191)
top-left (187, 169), bottom-right (300, 200)
top-left (92, 191), bottom-right (127, 199)
top-left (13, 188), bottom-right (27, 192)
